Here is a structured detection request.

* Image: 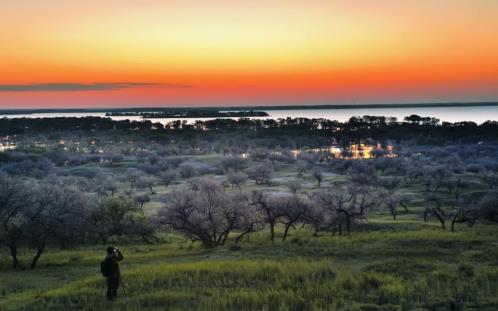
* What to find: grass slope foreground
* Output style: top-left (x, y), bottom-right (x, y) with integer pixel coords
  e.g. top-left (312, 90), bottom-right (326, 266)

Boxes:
top-left (2, 223), bottom-right (498, 310)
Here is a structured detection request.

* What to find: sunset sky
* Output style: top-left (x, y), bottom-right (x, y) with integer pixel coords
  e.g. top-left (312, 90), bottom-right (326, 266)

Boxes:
top-left (1, 0), bottom-right (498, 108)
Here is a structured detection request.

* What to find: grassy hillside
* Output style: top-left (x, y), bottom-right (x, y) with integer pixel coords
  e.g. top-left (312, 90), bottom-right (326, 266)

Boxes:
top-left (1, 215), bottom-right (498, 310)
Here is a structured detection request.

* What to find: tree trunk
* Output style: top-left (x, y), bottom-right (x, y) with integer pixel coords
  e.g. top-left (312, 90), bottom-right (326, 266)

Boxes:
top-left (235, 230), bottom-right (251, 244)
top-left (433, 210), bottom-right (446, 230)
top-left (331, 225), bottom-right (337, 236)
top-left (141, 234), bottom-right (153, 244)
top-left (282, 224), bottom-right (291, 241)
top-left (345, 216), bottom-right (351, 234)
top-left (439, 219), bottom-right (446, 230)
top-left (201, 237), bottom-right (215, 248)
top-left (451, 219), bottom-right (456, 232)
top-left (269, 221), bottom-right (275, 241)
top-left (10, 244), bottom-right (20, 270)
top-left (30, 242), bottom-right (46, 270)
top-left (220, 232), bottom-right (230, 246)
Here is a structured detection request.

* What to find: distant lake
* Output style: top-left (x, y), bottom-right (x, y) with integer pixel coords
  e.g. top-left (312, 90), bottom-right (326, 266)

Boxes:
top-left (1, 106), bottom-right (497, 124)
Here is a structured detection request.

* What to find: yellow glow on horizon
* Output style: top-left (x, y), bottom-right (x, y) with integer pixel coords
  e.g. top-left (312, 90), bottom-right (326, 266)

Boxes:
top-left (1, 0), bottom-right (497, 107)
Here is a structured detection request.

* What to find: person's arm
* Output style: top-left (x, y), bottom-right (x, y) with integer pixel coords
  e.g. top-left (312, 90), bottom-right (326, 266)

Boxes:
top-left (115, 248), bottom-right (124, 261)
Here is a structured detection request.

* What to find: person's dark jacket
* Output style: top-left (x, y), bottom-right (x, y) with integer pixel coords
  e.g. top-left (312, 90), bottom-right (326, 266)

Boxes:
top-left (105, 250), bottom-right (124, 279)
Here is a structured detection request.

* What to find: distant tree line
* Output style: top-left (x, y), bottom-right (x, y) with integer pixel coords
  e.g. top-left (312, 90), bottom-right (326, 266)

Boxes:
top-left (1, 116), bottom-right (497, 147)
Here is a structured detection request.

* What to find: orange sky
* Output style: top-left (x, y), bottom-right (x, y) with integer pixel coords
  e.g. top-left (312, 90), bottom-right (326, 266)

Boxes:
top-left (1, 0), bottom-right (498, 108)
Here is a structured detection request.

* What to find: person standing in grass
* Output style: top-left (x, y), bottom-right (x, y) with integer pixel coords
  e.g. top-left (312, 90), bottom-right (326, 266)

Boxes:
top-left (101, 246), bottom-right (124, 300)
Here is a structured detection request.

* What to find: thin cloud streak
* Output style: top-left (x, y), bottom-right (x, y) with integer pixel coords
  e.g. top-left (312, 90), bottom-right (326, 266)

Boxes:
top-left (0, 82), bottom-right (192, 92)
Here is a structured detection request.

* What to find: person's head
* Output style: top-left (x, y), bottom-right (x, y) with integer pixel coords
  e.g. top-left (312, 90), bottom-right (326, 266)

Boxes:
top-left (106, 246), bottom-right (116, 255)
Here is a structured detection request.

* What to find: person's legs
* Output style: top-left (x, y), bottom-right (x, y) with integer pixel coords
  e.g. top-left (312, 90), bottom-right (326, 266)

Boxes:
top-left (113, 279), bottom-right (120, 298)
top-left (106, 278), bottom-right (113, 300)
top-left (106, 278), bottom-right (119, 300)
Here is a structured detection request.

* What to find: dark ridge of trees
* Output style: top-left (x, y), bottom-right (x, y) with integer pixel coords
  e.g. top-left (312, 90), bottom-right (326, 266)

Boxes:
top-left (0, 116), bottom-right (497, 148)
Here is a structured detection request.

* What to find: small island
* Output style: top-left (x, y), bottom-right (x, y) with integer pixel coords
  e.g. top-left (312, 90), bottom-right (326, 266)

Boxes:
top-left (105, 110), bottom-right (269, 118)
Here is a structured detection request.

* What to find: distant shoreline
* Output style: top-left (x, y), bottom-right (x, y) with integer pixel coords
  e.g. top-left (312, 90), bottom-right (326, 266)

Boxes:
top-left (106, 110), bottom-right (269, 118)
top-left (0, 101), bottom-right (497, 115)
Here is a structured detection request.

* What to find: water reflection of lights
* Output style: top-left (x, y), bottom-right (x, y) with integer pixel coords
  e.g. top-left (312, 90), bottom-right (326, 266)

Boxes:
top-left (291, 143), bottom-right (395, 160)
top-left (0, 136), bottom-right (16, 152)
top-left (0, 143), bottom-right (16, 152)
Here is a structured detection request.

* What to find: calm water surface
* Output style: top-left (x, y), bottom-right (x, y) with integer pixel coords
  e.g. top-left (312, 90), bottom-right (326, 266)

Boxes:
top-left (1, 106), bottom-right (497, 124)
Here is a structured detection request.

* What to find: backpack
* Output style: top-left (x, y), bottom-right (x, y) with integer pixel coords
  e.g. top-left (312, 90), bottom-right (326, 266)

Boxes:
top-left (100, 260), bottom-right (112, 277)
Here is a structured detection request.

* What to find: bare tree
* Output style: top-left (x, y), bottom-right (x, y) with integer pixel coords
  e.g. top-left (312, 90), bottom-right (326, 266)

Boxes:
top-left (158, 177), bottom-right (257, 247)
top-left (422, 165), bottom-right (451, 192)
top-left (125, 169), bottom-right (142, 189)
top-left (136, 176), bottom-right (157, 195)
top-left (313, 186), bottom-right (381, 234)
top-left (423, 192), bottom-right (447, 229)
top-left (449, 199), bottom-right (480, 232)
top-left (246, 162), bottom-right (274, 185)
top-left (0, 174), bottom-right (33, 269)
top-left (304, 196), bottom-right (329, 236)
top-left (287, 179), bottom-right (303, 194)
top-left (0, 176), bottom-right (90, 269)
top-left (230, 192), bottom-right (263, 244)
top-left (250, 191), bottom-right (286, 241)
top-left (95, 174), bottom-right (119, 197)
top-left (296, 160), bottom-right (308, 178)
top-left (380, 176), bottom-right (404, 194)
top-left (422, 176), bottom-right (476, 231)
top-left (383, 192), bottom-right (402, 220)
top-left (26, 182), bottom-right (89, 269)
top-left (226, 170), bottom-right (248, 190)
top-left (279, 195), bottom-right (309, 241)
top-left (178, 161), bottom-right (214, 178)
top-left (312, 169), bottom-right (323, 187)
top-left (157, 171), bottom-right (176, 188)
top-left (134, 194), bottom-right (150, 209)
top-left (347, 161), bottom-right (378, 187)
top-left (220, 156), bottom-right (247, 172)
top-left (478, 191), bottom-right (498, 223)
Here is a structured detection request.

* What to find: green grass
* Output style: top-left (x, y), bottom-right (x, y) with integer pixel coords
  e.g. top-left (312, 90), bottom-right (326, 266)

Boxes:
top-left (10, 258), bottom-right (498, 311)
top-left (1, 219), bottom-right (498, 310)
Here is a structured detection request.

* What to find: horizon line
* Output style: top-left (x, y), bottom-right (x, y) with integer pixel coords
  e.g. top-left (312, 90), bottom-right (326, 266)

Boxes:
top-left (1, 101), bottom-right (498, 113)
